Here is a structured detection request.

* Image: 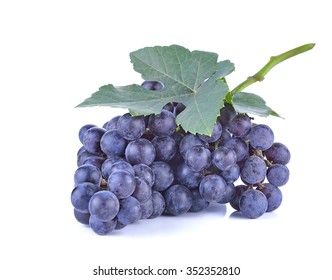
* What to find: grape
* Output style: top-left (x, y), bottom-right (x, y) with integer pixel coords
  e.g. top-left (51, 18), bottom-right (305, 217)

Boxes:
top-left (74, 209), bottom-right (90, 225)
top-left (140, 197), bottom-right (154, 219)
top-left (164, 185), bottom-right (193, 216)
top-left (229, 185), bottom-right (247, 211)
top-left (71, 182), bottom-right (99, 213)
top-left (212, 147), bottom-right (237, 171)
top-left (228, 114), bottom-right (251, 137)
top-left (223, 137), bottom-right (249, 162)
top-left (219, 102), bottom-right (236, 129)
top-left (77, 149), bottom-right (94, 167)
top-left (220, 164), bottom-right (240, 184)
top-left (82, 155), bottom-right (105, 170)
top-left (217, 183), bottom-right (236, 204)
top-left (264, 142), bottom-right (291, 165)
top-left (239, 189), bottom-right (268, 219)
top-left (249, 124), bottom-right (274, 151)
top-left (266, 164), bottom-right (289, 187)
top-left (89, 215), bottom-right (117, 235)
top-left (100, 129), bottom-right (127, 157)
top-left (163, 102), bottom-right (186, 116)
top-left (101, 157), bottom-right (124, 179)
top-left (175, 162), bottom-right (203, 188)
top-left (148, 109), bottom-right (176, 137)
top-left (132, 177), bottom-right (152, 203)
top-left (133, 164), bottom-right (155, 188)
top-left (149, 191), bottom-right (166, 219)
top-left (107, 171), bottom-right (136, 199)
top-left (141, 80), bottom-right (164, 90)
top-left (189, 188), bottom-right (210, 212)
top-left (103, 115), bottom-right (120, 130)
top-left (117, 196), bottom-right (142, 225)
top-left (150, 161), bottom-right (174, 191)
top-left (79, 124), bottom-right (96, 144)
top-left (151, 136), bottom-right (176, 161)
top-left (185, 145), bottom-right (211, 172)
top-left (74, 164), bottom-right (102, 186)
top-left (259, 183), bottom-right (283, 212)
top-left (88, 191), bottom-right (120, 221)
top-left (240, 156), bottom-right (267, 184)
top-left (199, 174), bottom-right (227, 203)
top-left (125, 138), bottom-right (156, 166)
top-left (179, 134), bottom-right (206, 158)
top-left (198, 122), bottom-right (222, 143)
top-left (108, 161), bottom-right (135, 176)
top-left (117, 113), bottom-right (145, 140)
top-left (82, 127), bottom-right (106, 155)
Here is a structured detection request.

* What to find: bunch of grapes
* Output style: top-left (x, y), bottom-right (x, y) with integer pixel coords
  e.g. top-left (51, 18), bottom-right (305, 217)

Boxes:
top-left (71, 81), bottom-right (290, 235)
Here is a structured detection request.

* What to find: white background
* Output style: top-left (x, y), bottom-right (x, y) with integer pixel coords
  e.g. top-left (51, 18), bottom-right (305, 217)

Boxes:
top-left (1, 0), bottom-right (331, 279)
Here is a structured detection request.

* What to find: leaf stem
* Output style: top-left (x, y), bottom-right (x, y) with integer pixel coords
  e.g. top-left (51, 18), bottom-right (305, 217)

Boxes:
top-left (231, 43), bottom-right (315, 94)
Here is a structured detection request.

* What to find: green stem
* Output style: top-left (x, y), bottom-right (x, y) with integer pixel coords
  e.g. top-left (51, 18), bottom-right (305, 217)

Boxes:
top-left (230, 43), bottom-right (315, 94)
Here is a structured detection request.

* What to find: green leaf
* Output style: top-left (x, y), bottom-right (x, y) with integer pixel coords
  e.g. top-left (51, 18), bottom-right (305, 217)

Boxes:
top-left (232, 92), bottom-right (281, 118)
top-left (77, 45), bottom-right (235, 135)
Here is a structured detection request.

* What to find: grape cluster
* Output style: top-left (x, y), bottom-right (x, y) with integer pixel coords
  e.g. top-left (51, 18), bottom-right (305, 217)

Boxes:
top-left (71, 81), bottom-right (290, 235)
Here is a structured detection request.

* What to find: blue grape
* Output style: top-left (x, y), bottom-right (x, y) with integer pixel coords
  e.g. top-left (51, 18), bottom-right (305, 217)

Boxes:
top-left (264, 142), bottom-right (291, 165)
top-left (218, 103), bottom-right (236, 129)
top-left (82, 155), bottom-right (105, 170)
top-left (151, 136), bottom-right (176, 161)
top-left (140, 197), bottom-right (154, 219)
top-left (199, 174), bottom-right (227, 203)
top-left (239, 189), bottom-right (268, 219)
top-left (108, 161), bottom-right (135, 176)
top-left (249, 124), bottom-right (274, 151)
top-left (89, 215), bottom-right (117, 235)
top-left (133, 164), bottom-right (155, 188)
top-left (217, 183), bottom-right (236, 204)
top-left (189, 188), bottom-right (210, 212)
top-left (164, 185), bottom-right (193, 216)
top-left (149, 191), bottom-right (166, 219)
top-left (141, 80), bottom-right (164, 90)
top-left (185, 145), bottom-right (211, 172)
top-left (212, 147), bottom-right (237, 171)
top-left (101, 157), bottom-right (124, 179)
top-left (179, 134), bottom-right (206, 158)
top-left (79, 124), bottom-right (96, 144)
top-left (220, 164), bottom-right (240, 184)
top-left (240, 156), bottom-right (267, 184)
top-left (117, 113), bottom-right (145, 140)
top-left (132, 177), bottom-right (152, 203)
top-left (267, 164), bottom-right (289, 187)
top-left (100, 129), bottom-right (127, 157)
top-left (71, 182), bottom-right (99, 213)
top-left (103, 115), bottom-right (120, 130)
top-left (82, 127), bottom-right (106, 155)
top-left (77, 149), bottom-right (95, 167)
top-left (175, 162), bottom-right (203, 188)
top-left (74, 209), bottom-right (90, 225)
top-left (148, 109), bottom-right (176, 137)
top-left (198, 122), bottom-right (222, 143)
top-left (88, 190), bottom-right (120, 221)
top-left (150, 161), bottom-right (174, 191)
top-left (229, 185), bottom-right (248, 211)
top-left (259, 183), bottom-right (283, 212)
top-left (117, 196), bottom-right (142, 225)
top-left (107, 171), bottom-right (136, 199)
top-left (228, 114), bottom-right (251, 137)
top-left (125, 138), bottom-right (156, 166)
top-left (115, 221), bottom-right (126, 230)
top-left (163, 102), bottom-right (186, 116)
top-left (74, 164), bottom-right (102, 186)
top-left (223, 137), bottom-right (249, 162)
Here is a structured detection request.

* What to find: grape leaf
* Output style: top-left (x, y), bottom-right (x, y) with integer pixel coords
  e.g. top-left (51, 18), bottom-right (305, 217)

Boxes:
top-left (232, 92), bottom-right (281, 117)
top-left (77, 45), bottom-right (234, 135)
